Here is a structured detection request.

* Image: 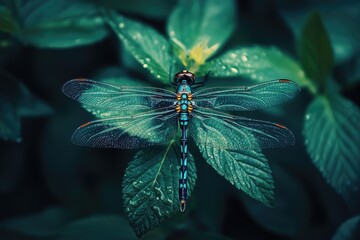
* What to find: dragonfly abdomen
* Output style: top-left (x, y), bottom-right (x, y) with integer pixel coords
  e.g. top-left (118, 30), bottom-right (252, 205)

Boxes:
top-left (176, 92), bottom-right (192, 212)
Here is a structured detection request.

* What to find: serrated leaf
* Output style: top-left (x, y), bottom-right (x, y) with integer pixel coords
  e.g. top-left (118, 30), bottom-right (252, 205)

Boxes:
top-left (297, 12), bottom-right (334, 89)
top-left (197, 142), bottom-right (274, 206)
top-left (0, 5), bottom-right (19, 32)
top-left (332, 215), bottom-right (360, 240)
top-left (0, 207), bottom-right (72, 237)
top-left (13, 0), bottom-right (107, 48)
top-left (58, 215), bottom-right (136, 240)
top-left (122, 140), bottom-right (197, 237)
top-left (304, 95), bottom-right (360, 196)
top-left (205, 46), bottom-right (316, 93)
top-left (105, 10), bottom-right (176, 83)
top-left (167, 0), bottom-right (235, 69)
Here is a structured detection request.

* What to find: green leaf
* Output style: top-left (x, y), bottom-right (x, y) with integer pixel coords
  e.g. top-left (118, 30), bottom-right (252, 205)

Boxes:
top-left (205, 46), bottom-right (316, 93)
top-left (105, 10), bottom-right (176, 83)
top-left (123, 140), bottom-right (197, 237)
top-left (58, 215), bottom-right (136, 240)
top-left (0, 71), bottom-right (52, 142)
top-left (14, 0), bottom-right (107, 48)
top-left (304, 95), bottom-right (360, 196)
top-left (167, 0), bottom-right (236, 69)
top-left (197, 143), bottom-right (274, 206)
top-left (281, 5), bottom-right (360, 64)
top-left (0, 207), bottom-right (72, 237)
top-left (0, 5), bottom-right (19, 32)
top-left (297, 12), bottom-right (334, 89)
top-left (332, 215), bottom-right (360, 240)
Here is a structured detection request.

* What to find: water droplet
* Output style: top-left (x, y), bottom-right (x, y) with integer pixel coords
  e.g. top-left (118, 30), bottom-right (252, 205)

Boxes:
top-left (169, 30), bottom-right (175, 37)
top-left (230, 67), bottom-right (238, 73)
top-left (156, 74), bottom-right (161, 79)
top-left (145, 58), bottom-right (151, 63)
top-left (305, 114), bottom-right (311, 120)
top-left (250, 73), bottom-right (257, 79)
top-left (143, 64), bottom-right (148, 68)
top-left (230, 53), bottom-right (237, 58)
top-left (241, 54), bottom-right (248, 62)
top-left (118, 22), bottom-right (125, 28)
top-left (156, 197), bottom-right (159, 200)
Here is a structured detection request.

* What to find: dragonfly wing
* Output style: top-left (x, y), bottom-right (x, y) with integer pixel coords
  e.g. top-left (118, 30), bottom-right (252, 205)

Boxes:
top-left (72, 109), bottom-right (178, 149)
top-left (193, 79), bottom-right (300, 111)
top-left (189, 108), bottom-right (294, 150)
top-left (62, 79), bottom-right (177, 112)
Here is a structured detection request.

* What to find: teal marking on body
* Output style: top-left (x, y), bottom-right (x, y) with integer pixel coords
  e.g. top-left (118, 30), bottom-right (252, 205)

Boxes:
top-left (184, 170), bottom-right (187, 179)
top-left (180, 183), bottom-right (183, 188)
top-left (180, 171), bottom-right (183, 178)
top-left (184, 158), bottom-right (187, 165)
top-left (181, 105), bottom-right (187, 110)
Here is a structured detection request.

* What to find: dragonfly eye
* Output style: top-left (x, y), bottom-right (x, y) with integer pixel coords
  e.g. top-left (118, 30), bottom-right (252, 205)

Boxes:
top-left (174, 70), bottom-right (195, 85)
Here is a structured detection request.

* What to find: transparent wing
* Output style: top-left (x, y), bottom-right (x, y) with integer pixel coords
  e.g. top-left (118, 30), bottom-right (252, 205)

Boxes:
top-left (189, 107), bottom-right (294, 150)
top-left (72, 108), bottom-right (178, 149)
top-left (192, 79), bottom-right (300, 111)
top-left (62, 79), bottom-right (177, 112)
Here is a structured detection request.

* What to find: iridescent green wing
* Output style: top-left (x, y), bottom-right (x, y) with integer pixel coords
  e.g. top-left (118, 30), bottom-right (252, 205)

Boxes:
top-left (192, 79), bottom-right (300, 111)
top-left (189, 107), bottom-right (294, 150)
top-left (71, 108), bottom-right (178, 149)
top-left (62, 79), bottom-right (176, 114)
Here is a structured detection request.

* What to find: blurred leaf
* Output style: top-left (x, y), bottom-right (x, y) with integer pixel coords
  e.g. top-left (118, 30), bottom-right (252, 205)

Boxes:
top-left (197, 142), bottom-right (275, 206)
top-left (0, 5), bottom-right (19, 32)
top-left (13, 0), bottom-right (107, 48)
top-left (281, 4), bottom-right (360, 64)
top-left (87, 0), bottom-right (177, 19)
top-left (0, 71), bottom-right (52, 142)
top-left (241, 163), bottom-right (311, 236)
top-left (167, 0), bottom-right (235, 70)
top-left (105, 10), bottom-right (176, 83)
top-left (297, 12), bottom-right (334, 89)
top-left (58, 215), bottom-right (136, 240)
top-left (123, 140), bottom-right (197, 237)
top-left (0, 207), bottom-right (72, 237)
top-left (332, 215), bottom-right (360, 240)
top-left (304, 95), bottom-right (360, 196)
top-left (206, 46), bottom-right (316, 92)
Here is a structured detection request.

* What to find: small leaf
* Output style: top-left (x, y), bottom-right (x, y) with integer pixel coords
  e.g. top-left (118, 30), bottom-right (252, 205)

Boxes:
top-left (105, 10), bottom-right (176, 83)
top-left (297, 12), bottom-right (334, 89)
top-left (59, 215), bottom-right (136, 240)
top-left (167, 0), bottom-right (236, 69)
top-left (0, 207), bottom-right (72, 237)
top-left (205, 46), bottom-right (316, 93)
top-left (332, 215), bottom-right (360, 240)
top-left (197, 143), bottom-right (274, 206)
top-left (123, 140), bottom-right (197, 237)
top-left (0, 5), bottom-right (19, 32)
top-left (304, 95), bottom-right (360, 196)
top-left (0, 71), bottom-right (52, 142)
top-left (14, 0), bottom-right (107, 48)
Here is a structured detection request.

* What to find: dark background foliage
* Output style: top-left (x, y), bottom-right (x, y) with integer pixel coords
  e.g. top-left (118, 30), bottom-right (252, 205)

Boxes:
top-left (1, 0), bottom-right (360, 239)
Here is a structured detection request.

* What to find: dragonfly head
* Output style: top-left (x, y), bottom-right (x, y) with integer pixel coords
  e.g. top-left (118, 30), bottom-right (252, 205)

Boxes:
top-left (174, 70), bottom-right (195, 85)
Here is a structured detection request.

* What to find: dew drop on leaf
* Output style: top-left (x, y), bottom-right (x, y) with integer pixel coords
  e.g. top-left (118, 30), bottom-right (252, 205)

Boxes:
top-left (118, 22), bottom-right (125, 28)
top-left (230, 67), bottom-right (238, 73)
top-left (241, 54), bottom-right (248, 62)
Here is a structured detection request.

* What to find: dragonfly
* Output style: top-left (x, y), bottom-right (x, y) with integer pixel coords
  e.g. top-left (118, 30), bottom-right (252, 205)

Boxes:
top-left (62, 70), bottom-right (300, 212)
